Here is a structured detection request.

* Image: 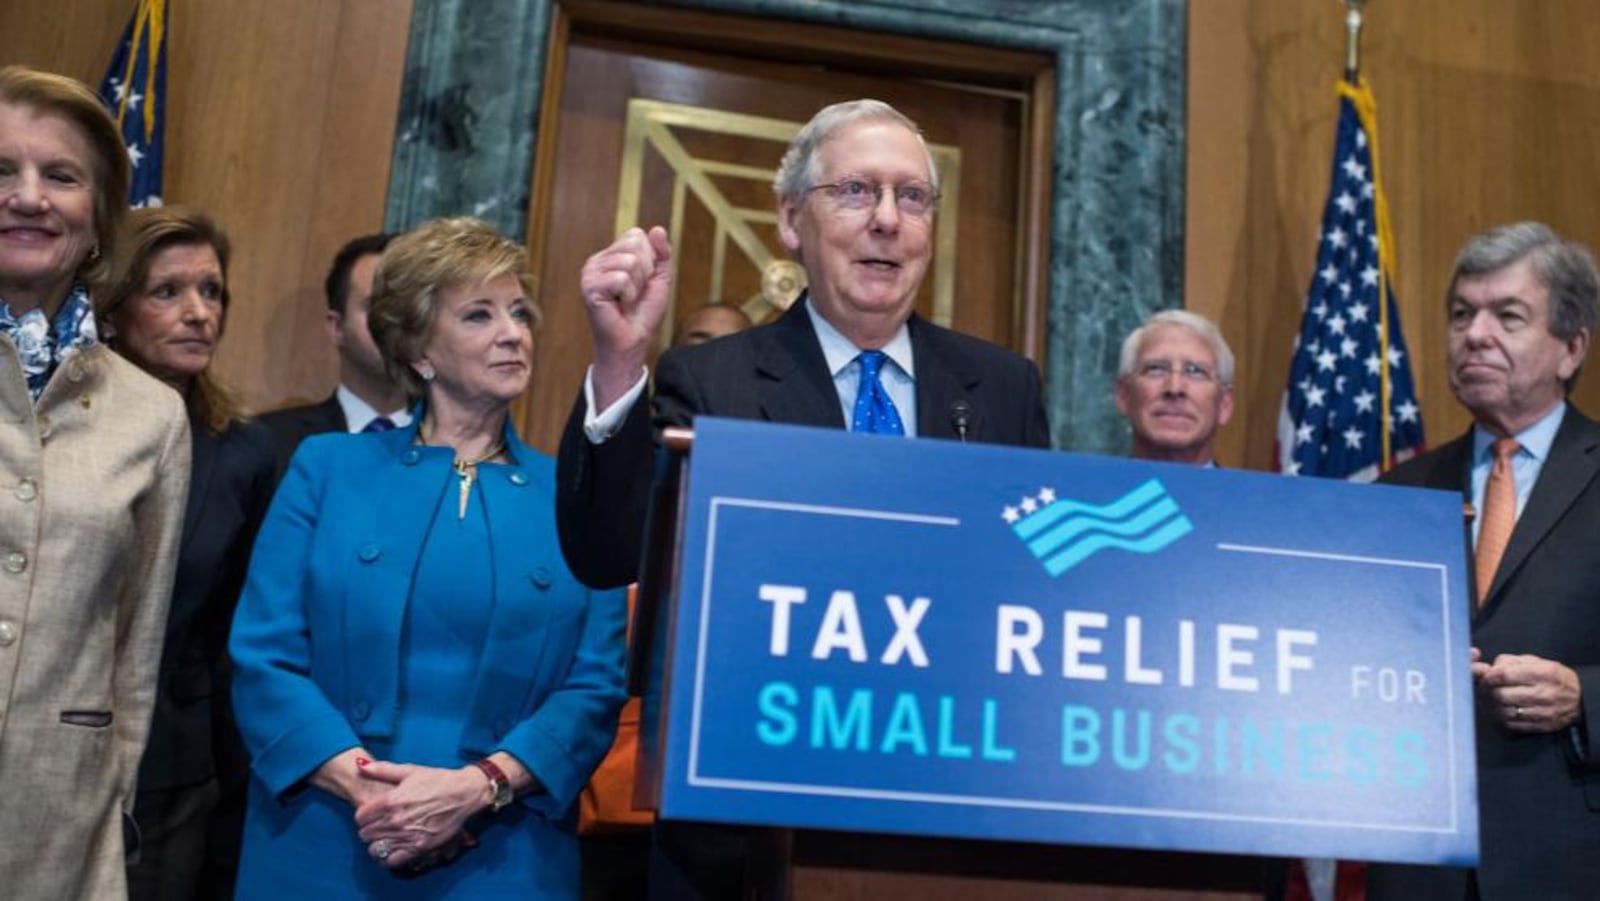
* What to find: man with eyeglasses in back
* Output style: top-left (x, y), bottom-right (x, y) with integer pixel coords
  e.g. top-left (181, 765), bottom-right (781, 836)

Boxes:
top-left (558, 98), bottom-right (1051, 591)
top-left (1115, 310), bottom-right (1235, 466)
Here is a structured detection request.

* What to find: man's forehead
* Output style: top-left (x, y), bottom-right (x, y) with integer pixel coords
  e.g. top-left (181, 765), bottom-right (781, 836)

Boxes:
top-left (1138, 324), bottom-right (1216, 361)
top-left (1451, 258), bottom-right (1547, 303)
top-left (817, 120), bottom-right (928, 173)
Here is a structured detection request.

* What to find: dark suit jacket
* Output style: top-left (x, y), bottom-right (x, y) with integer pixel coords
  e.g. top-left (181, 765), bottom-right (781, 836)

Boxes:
top-left (258, 393), bottom-right (346, 478)
top-left (1368, 407), bottom-right (1600, 901)
top-left (557, 299), bottom-right (1052, 589)
top-left (135, 418), bottom-right (278, 794)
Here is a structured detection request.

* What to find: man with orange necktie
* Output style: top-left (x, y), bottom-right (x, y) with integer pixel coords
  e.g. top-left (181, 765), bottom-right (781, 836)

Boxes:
top-left (1370, 222), bottom-right (1600, 900)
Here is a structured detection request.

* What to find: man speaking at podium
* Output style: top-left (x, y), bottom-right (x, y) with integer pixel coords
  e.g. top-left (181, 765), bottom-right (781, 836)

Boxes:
top-left (557, 99), bottom-right (1051, 591)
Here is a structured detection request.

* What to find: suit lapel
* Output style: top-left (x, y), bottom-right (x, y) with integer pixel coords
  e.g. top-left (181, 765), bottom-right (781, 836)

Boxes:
top-left (755, 301), bottom-right (845, 429)
top-left (461, 430), bottom-right (556, 745)
top-left (910, 316), bottom-right (980, 440)
top-left (182, 425), bottom-right (217, 542)
top-left (318, 393), bottom-right (349, 432)
top-left (1485, 409), bottom-right (1600, 604)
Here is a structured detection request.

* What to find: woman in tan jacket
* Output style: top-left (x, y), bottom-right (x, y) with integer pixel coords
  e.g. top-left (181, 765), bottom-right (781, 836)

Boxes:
top-left (0, 66), bottom-right (189, 899)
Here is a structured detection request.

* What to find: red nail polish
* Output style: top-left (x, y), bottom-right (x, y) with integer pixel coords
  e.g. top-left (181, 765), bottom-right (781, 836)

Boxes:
top-left (356, 757), bottom-right (371, 768)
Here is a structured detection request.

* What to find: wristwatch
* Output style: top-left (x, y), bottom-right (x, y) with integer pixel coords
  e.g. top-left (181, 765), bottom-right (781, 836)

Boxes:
top-left (472, 758), bottom-right (514, 812)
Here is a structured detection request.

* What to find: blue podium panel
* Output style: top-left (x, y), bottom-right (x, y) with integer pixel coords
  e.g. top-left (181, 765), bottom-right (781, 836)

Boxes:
top-left (658, 418), bottom-right (1477, 866)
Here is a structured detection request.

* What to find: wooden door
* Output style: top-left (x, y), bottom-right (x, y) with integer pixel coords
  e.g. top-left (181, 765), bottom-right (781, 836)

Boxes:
top-left (516, 2), bottom-right (1050, 452)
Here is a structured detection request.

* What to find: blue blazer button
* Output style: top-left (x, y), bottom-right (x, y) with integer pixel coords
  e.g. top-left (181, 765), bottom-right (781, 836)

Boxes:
top-left (509, 472), bottom-right (528, 486)
top-left (529, 566), bottom-right (552, 589)
top-left (353, 700), bottom-right (371, 720)
top-left (401, 449), bottom-right (421, 465)
top-left (358, 544), bottom-right (381, 562)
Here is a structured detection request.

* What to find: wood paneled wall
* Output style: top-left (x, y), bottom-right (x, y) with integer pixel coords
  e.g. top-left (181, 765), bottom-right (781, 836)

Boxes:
top-left (9, 1), bottom-right (1600, 465)
top-left (1189, 0), bottom-right (1600, 470)
top-left (0, 0), bottom-right (411, 412)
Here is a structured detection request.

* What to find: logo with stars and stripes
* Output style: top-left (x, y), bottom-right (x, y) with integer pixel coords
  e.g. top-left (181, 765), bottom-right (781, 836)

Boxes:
top-left (1004, 479), bottom-right (1193, 577)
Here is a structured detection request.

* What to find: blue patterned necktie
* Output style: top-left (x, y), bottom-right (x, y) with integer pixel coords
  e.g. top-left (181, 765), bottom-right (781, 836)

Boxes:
top-left (851, 350), bottom-right (905, 436)
top-left (362, 416), bottom-right (396, 433)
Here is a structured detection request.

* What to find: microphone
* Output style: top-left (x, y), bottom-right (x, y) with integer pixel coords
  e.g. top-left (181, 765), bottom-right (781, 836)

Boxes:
top-left (949, 400), bottom-right (973, 442)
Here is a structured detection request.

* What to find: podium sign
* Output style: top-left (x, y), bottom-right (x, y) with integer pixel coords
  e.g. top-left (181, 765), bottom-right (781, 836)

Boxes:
top-left (654, 418), bottom-right (1478, 866)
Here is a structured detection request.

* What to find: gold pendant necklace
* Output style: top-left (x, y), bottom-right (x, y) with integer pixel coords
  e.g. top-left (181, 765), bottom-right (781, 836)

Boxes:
top-left (453, 439), bottom-right (506, 519)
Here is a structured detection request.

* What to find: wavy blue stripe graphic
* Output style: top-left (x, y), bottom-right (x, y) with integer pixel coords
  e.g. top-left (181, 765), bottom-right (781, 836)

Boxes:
top-left (1026, 495), bottom-right (1178, 558)
top-left (1043, 516), bottom-right (1194, 576)
top-left (1013, 478), bottom-right (1166, 540)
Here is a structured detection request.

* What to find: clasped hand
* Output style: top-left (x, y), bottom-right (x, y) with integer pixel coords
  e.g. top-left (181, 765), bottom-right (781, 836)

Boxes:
top-left (1471, 647), bottom-right (1583, 734)
top-left (352, 759), bottom-right (488, 871)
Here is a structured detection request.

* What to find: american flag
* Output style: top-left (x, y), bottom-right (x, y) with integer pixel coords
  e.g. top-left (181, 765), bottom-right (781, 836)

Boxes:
top-left (1276, 78), bottom-right (1423, 482)
top-left (98, 0), bottom-right (167, 208)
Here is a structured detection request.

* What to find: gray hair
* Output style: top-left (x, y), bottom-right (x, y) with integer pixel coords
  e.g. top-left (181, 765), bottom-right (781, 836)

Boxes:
top-left (772, 99), bottom-right (940, 203)
top-left (1118, 309), bottom-right (1236, 386)
top-left (1449, 221), bottom-right (1600, 342)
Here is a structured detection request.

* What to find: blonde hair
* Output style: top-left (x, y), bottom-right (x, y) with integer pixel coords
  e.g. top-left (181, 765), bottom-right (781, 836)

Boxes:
top-left (368, 217), bottom-right (538, 400)
top-left (0, 66), bottom-right (131, 292)
top-left (100, 206), bottom-right (248, 433)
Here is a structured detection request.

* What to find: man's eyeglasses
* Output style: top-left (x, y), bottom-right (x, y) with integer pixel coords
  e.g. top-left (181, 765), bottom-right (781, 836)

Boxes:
top-left (1134, 360), bottom-right (1217, 384)
top-left (807, 177), bottom-right (939, 218)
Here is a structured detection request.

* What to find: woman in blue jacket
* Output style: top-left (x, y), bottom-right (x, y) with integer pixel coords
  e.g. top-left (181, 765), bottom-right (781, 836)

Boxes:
top-left (229, 217), bottom-right (627, 898)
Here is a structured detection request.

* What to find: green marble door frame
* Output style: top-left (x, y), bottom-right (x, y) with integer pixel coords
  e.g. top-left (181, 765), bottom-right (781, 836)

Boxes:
top-left (384, 0), bottom-right (1187, 452)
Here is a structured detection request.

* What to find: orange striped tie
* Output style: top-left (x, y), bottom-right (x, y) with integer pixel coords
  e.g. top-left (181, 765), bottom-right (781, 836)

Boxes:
top-left (1474, 439), bottom-right (1520, 606)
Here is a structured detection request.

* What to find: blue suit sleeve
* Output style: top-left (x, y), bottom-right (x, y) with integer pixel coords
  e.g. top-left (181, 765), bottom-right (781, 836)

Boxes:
top-left (229, 442), bottom-right (362, 799)
top-left (496, 584), bottom-right (629, 814)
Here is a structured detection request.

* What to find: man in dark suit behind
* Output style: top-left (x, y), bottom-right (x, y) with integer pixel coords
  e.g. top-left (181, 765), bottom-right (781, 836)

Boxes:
top-left (259, 233), bottom-right (410, 472)
top-left (1369, 222), bottom-right (1600, 901)
top-left (558, 99), bottom-right (1051, 591)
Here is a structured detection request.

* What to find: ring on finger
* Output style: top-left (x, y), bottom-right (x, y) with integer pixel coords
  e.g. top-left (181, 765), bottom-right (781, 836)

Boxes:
top-left (372, 839), bottom-right (391, 860)
top-left (1513, 705), bottom-right (1524, 720)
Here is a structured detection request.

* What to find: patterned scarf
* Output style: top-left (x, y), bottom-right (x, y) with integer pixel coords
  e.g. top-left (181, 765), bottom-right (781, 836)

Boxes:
top-left (0, 284), bottom-right (99, 403)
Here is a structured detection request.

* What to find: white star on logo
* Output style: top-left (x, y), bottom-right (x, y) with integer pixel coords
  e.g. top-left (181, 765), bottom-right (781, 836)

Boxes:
top-left (1019, 497), bottom-right (1038, 515)
top-left (1038, 487), bottom-right (1056, 504)
top-left (1002, 506), bottom-right (1020, 524)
